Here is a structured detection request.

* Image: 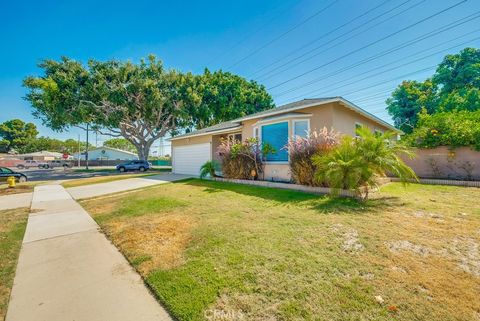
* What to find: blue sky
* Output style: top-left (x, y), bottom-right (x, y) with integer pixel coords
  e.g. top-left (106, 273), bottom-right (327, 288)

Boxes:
top-left (1, 0), bottom-right (479, 147)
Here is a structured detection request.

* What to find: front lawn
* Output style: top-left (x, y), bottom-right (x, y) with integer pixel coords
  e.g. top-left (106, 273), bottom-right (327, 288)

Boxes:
top-left (81, 180), bottom-right (480, 321)
top-left (0, 207), bottom-right (29, 319)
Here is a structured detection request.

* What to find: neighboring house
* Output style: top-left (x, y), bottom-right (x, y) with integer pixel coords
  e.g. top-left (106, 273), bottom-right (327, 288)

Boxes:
top-left (73, 146), bottom-right (138, 161)
top-left (169, 97), bottom-right (399, 180)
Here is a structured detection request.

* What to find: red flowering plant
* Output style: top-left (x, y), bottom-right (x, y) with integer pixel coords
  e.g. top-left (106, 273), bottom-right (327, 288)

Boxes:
top-left (284, 127), bottom-right (339, 186)
top-left (217, 137), bottom-right (275, 180)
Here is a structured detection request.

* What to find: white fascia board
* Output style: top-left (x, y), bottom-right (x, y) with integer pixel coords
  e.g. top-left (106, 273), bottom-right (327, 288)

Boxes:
top-left (168, 126), bottom-right (243, 141)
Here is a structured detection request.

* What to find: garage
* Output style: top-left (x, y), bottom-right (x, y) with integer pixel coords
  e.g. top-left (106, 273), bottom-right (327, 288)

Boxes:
top-left (172, 143), bottom-right (211, 175)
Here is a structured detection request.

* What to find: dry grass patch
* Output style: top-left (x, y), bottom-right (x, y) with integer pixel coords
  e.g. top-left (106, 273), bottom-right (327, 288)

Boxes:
top-left (62, 173), bottom-right (156, 188)
top-left (0, 182), bottom-right (38, 196)
top-left (81, 180), bottom-right (480, 321)
top-left (103, 215), bottom-right (195, 274)
top-left (0, 207), bottom-right (29, 319)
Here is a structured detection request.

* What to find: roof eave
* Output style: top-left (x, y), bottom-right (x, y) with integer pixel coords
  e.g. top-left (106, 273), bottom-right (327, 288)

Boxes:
top-left (168, 125), bottom-right (243, 141)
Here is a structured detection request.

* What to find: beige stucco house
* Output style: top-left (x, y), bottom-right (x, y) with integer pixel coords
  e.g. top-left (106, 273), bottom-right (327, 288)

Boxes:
top-left (169, 97), bottom-right (398, 181)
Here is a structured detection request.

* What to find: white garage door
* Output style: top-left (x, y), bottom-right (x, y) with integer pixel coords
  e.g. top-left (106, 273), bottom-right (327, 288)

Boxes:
top-left (173, 143), bottom-right (211, 175)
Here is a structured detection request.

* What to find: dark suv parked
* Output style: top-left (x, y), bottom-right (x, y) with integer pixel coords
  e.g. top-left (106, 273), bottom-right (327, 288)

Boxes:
top-left (116, 160), bottom-right (151, 172)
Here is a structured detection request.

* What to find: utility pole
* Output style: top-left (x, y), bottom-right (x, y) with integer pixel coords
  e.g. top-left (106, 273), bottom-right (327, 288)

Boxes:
top-left (77, 134), bottom-right (81, 167)
top-left (85, 123), bottom-right (89, 170)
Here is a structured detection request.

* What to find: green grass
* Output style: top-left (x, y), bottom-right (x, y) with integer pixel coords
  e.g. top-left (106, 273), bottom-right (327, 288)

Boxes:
top-left (81, 179), bottom-right (480, 321)
top-left (0, 208), bottom-right (29, 320)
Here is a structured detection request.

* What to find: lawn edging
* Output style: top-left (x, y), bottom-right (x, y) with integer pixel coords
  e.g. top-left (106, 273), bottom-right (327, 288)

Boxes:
top-left (389, 177), bottom-right (480, 187)
top-left (211, 177), bottom-right (356, 197)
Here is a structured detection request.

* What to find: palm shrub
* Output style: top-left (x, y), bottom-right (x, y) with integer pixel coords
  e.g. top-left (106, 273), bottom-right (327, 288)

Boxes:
top-left (217, 138), bottom-right (274, 180)
top-left (199, 160), bottom-right (219, 179)
top-left (313, 126), bottom-right (417, 200)
top-left (285, 127), bottom-right (339, 186)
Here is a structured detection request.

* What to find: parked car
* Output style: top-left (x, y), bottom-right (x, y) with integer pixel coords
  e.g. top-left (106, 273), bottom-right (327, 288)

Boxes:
top-left (16, 160), bottom-right (48, 169)
top-left (0, 167), bottom-right (27, 183)
top-left (116, 160), bottom-right (151, 172)
top-left (48, 160), bottom-right (73, 168)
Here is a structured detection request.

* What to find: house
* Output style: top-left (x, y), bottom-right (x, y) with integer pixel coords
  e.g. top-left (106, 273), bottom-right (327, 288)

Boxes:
top-left (73, 146), bottom-right (138, 161)
top-left (169, 97), bottom-right (399, 180)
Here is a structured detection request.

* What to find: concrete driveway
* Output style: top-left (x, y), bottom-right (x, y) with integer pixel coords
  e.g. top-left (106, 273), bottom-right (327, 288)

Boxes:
top-left (67, 173), bottom-right (192, 199)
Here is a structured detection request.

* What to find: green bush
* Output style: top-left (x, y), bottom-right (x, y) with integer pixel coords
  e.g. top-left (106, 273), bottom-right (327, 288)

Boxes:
top-left (199, 160), bottom-right (219, 179)
top-left (406, 109), bottom-right (480, 151)
top-left (313, 127), bottom-right (417, 200)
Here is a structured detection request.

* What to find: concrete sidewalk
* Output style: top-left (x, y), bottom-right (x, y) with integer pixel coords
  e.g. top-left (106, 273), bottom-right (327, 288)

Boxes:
top-left (0, 192), bottom-right (32, 210)
top-left (6, 184), bottom-right (172, 321)
top-left (67, 173), bottom-right (191, 199)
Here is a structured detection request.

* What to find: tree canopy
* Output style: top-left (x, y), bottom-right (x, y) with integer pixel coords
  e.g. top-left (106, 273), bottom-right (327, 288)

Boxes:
top-left (23, 55), bottom-right (273, 159)
top-left (404, 109), bottom-right (480, 151)
top-left (103, 138), bottom-right (136, 153)
top-left (0, 119), bottom-right (38, 153)
top-left (387, 47), bottom-right (480, 133)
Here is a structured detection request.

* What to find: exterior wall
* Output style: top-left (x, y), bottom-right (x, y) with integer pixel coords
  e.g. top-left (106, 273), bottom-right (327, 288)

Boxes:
top-left (75, 148), bottom-right (138, 160)
top-left (331, 103), bottom-right (392, 136)
top-left (402, 146), bottom-right (480, 180)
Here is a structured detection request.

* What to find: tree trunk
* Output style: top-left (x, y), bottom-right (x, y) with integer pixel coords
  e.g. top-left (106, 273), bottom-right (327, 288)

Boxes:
top-left (133, 140), bottom-right (154, 160)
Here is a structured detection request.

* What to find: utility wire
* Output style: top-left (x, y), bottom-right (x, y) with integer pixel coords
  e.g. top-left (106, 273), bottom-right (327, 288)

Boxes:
top-left (268, 0), bottom-right (467, 90)
top-left (275, 65), bottom-right (437, 106)
top-left (256, 0), bottom-right (419, 80)
top-left (248, 0), bottom-right (395, 77)
top-left (282, 32), bottom-right (480, 101)
top-left (273, 10), bottom-right (480, 98)
top-left (226, 0), bottom-right (340, 69)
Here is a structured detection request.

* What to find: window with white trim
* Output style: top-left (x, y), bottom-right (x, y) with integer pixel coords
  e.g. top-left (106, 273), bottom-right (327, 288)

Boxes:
top-left (293, 119), bottom-right (310, 138)
top-left (253, 127), bottom-right (259, 139)
top-left (374, 129), bottom-right (383, 136)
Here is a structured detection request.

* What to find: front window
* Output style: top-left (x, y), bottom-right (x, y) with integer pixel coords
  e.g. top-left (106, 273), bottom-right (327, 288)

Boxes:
top-left (293, 120), bottom-right (309, 138)
top-left (261, 122), bottom-right (288, 162)
top-left (227, 133), bottom-right (242, 144)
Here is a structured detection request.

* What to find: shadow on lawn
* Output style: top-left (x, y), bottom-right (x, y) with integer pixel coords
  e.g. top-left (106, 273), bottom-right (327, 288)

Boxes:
top-left (179, 179), bottom-right (397, 214)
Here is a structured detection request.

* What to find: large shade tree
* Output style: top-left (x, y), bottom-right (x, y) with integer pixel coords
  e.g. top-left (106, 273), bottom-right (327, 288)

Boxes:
top-left (386, 47), bottom-right (480, 133)
top-left (24, 56), bottom-right (273, 159)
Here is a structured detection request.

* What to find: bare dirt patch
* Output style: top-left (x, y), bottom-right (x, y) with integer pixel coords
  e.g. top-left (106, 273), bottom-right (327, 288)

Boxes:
top-left (331, 223), bottom-right (364, 253)
top-left (385, 240), bottom-right (432, 256)
top-left (450, 237), bottom-right (480, 277)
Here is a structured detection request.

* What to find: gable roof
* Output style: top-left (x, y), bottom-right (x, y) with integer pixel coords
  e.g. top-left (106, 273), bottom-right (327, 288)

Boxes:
top-left (169, 97), bottom-right (398, 140)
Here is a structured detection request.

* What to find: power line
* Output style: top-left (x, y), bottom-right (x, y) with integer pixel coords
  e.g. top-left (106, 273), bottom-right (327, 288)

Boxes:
top-left (268, 0), bottom-right (467, 90)
top-left (226, 0), bottom-right (340, 69)
top-left (248, 0), bottom-right (395, 78)
top-left (276, 65), bottom-right (436, 106)
top-left (205, 0), bottom-right (299, 66)
top-left (273, 10), bottom-right (480, 98)
top-left (256, 0), bottom-right (420, 81)
top-left (282, 32), bottom-right (480, 101)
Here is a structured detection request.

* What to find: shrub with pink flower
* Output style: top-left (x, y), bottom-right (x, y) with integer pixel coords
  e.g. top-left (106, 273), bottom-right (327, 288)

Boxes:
top-left (285, 127), bottom-right (339, 186)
